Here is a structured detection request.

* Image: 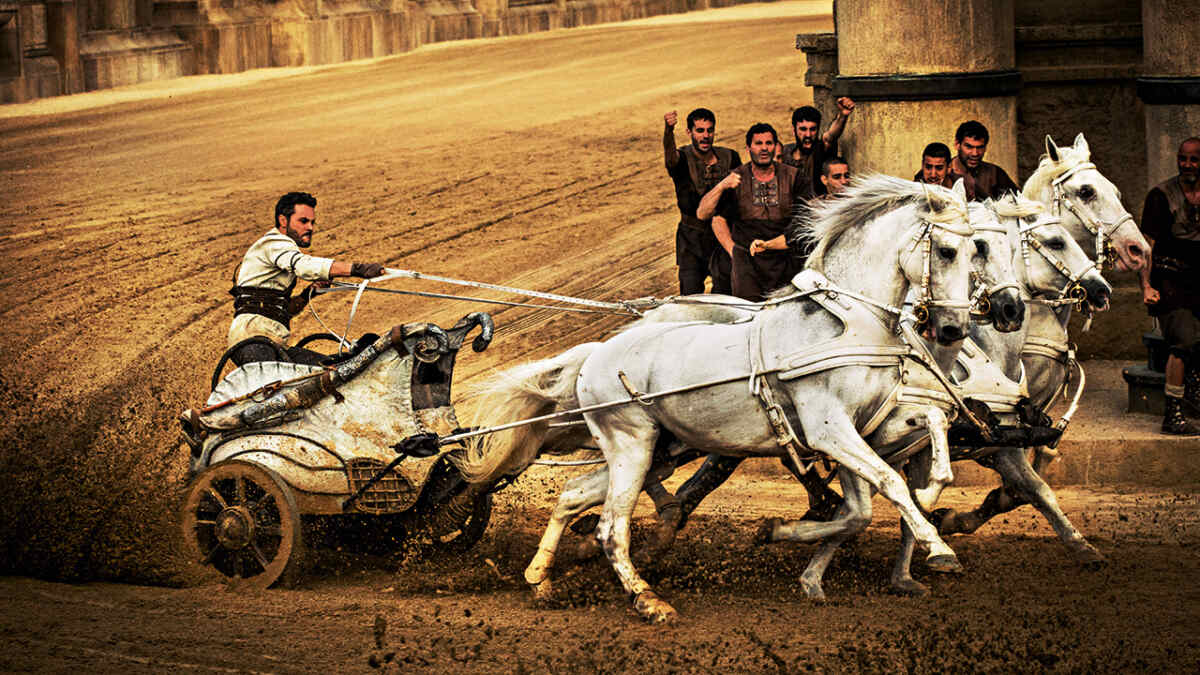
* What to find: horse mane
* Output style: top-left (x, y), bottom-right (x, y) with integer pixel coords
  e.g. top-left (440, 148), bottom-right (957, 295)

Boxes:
top-left (1021, 142), bottom-right (1091, 200)
top-left (789, 173), bottom-right (968, 273)
top-left (991, 194), bottom-right (1045, 220)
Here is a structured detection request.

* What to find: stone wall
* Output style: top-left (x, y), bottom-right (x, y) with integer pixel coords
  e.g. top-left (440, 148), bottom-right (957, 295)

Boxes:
top-left (0, 0), bottom-right (744, 103)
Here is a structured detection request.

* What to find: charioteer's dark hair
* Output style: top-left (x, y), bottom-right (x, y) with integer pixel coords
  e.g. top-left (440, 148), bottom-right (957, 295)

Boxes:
top-left (745, 122), bottom-right (778, 147)
top-left (922, 142), bottom-right (952, 161)
top-left (275, 192), bottom-right (317, 226)
top-left (791, 105), bottom-right (821, 126)
top-left (686, 108), bottom-right (715, 130)
top-left (955, 120), bottom-right (989, 144)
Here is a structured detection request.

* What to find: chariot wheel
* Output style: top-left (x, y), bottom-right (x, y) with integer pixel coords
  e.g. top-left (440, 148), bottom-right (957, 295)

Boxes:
top-left (432, 491), bottom-right (492, 554)
top-left (181, 461), bottom-right (306, 589)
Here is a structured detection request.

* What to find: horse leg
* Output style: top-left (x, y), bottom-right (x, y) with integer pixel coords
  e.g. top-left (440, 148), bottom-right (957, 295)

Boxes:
top-left (782, 456), bottom-right (844, 522)
top-left (590, 425), bottom-right (677, 623)
top-left (799, 407), bottom-right (962, 574)
top-left (931, 448), bottom-right (1023, 535)
top-left (992, 448), bottom-right (1106, 567)
top-left (890, 519), bottom-right (928, 596)
top-left (674, 454), bottom-right (744, 529)
top-left (524, 467), bottom-right (609, 602)
top-left (638, 478), bottom-right (682, 565)
top-left (796, 469), bottom-right (874, 600)
top-left (912, 409), bottom-right (954, 511)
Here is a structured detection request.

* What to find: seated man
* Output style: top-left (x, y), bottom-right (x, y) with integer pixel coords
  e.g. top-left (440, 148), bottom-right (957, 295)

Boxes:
top-left (227, 191), bottom-right (385, 366)
top-left (915, 142), bottom-right (953, 187)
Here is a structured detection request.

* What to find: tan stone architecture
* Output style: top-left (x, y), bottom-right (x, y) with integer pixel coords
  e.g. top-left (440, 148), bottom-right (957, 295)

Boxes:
top-left (0, 0), bottom-right (744, 103)
top-left (797, 0), bottom-right (1198, 209)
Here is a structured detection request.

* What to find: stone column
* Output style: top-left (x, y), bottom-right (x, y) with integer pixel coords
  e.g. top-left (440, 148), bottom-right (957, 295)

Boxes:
top-left (45, 0), bottom-right (81, 94)
top-left (1139, 0), bottom-right (1200, 189)
top-left (832, 0), bottom-right (1018, 181)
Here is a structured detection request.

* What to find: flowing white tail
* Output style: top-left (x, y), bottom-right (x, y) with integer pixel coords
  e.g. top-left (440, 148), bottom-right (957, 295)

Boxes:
top-left (451, 343), bottom-right (597, 484)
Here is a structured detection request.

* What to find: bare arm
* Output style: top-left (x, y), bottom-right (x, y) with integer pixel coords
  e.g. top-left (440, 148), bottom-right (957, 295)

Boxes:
top-left (1139, 234), bottom-right (1158, 305)
top-left (711, 216), bottom-right (735, 256)
top-left (749, 235), bottom-right (788, 256)
top-left (821, 96), bottom-right (855, 150)
top-left (663, 111), bottom-right (679, 168)
top-left (698, 170), bottom-right (740, 220)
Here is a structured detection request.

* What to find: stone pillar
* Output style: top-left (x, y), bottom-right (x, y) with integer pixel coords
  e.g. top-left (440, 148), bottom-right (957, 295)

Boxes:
top-left (831, 0), bottom-right (1018, 181)
top-left (1139, 0), bottom-right (1200, 189)
top-left (45, 0), bottom-right (81, 94)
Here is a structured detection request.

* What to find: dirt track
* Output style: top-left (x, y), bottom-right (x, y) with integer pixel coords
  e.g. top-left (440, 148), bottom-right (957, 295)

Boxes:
top-left (1, 2), bottom-right (1198, 671)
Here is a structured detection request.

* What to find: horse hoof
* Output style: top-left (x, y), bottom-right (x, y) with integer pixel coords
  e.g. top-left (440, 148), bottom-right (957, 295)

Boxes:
top-left (633, 591), bottom-right (678, 624)
top-left (926, 553), bottom-right (963, 574)
top-left (754, 518), bottom-right (781, 545)
top-left (889, 577), bottom-right (930, 597)
top-left (530, 580), bottom-right (553, 605)
top-left (800, 578), bottom-right (827, 602)
top-left (930, 508), bottom-right (958, 534)
top-left (1075, 544), bottom-right (1107, 570)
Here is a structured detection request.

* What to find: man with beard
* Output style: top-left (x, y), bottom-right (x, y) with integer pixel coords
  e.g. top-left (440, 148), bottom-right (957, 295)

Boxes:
top-left (664, 108), bottom-right (741, 295)
top-left (779, 97), bottom-right (855, 198)
top-left (227, 191), bottom-right (386, 366)
top-left (948, 120), bottom-right (1018, 201)
top-left (698, 123), bottom-right (804, 301)
top-left (915, 142), bottom-right (953, 187)
top-left (1140, 137), bottom-right (1200, 435)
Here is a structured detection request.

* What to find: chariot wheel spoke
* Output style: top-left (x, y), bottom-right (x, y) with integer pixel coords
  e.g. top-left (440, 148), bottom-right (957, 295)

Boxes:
top-left (236, 477), bottom-right (247, 505)
top-left (250, 542), bottom-right (271, 570)
top-left (203, 487), bottom-right (227, 510)
top-left (201, 543), bottom-right (222, 565)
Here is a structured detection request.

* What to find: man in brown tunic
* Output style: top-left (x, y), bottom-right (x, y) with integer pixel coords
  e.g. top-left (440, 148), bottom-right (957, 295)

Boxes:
top-left (1140, 137), bottom-right (1200, 435)
top-left (779, 97), bottom-right (855, 199)
top-left (698, 123), bottom-right (805, 301)
top-left (914, 142), bottom-right (953, 187)
top-left (663, 108), bottom-right (742, 295)
top-left (949, 120), bottom-right (1018, 201)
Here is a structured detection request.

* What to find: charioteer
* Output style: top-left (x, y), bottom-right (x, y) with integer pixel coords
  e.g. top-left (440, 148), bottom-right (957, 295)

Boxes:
top-left (227, 191), bottom-right (387, 366)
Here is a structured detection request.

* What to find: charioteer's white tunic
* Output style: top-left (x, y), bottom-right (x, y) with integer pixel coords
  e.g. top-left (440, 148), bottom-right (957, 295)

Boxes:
top-left (227, 229), bottom-right (334, 348)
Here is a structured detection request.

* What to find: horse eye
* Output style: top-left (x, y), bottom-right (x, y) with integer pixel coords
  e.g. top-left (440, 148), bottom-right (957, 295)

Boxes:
top-left (1046, 238), bottom-right (1066, 251)
top-left (974, 240), bottom-right (989, 259)
top-left (938, 247), bottom-right (957, 261)
top-left (1077, 185), bottom-right (1096, 201)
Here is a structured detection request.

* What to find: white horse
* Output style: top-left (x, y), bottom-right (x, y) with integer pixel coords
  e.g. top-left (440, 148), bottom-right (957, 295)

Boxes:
top-left (457, 175), bottom-right (979, 622)
top-left (515, 194), bottom-right (1035, 601)
top-left (931, 134), bottom-right (1150, 553)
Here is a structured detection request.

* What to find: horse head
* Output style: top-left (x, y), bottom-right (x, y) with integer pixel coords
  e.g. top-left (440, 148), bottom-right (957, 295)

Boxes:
top-left (993, 192), bottom-right (1112, 313)
top-left (1023, 133), bottom-right (1149, 273)
top-left (902, 180), bottom-right (976, 345)
top-left (967, 197), bottom-right (1025, 333)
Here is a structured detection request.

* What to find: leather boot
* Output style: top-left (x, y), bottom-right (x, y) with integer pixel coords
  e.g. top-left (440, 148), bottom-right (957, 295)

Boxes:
top-left (1162, 396), bottom-right (1200, 436)
top-left (1183, 362), bottom-right (1200, 418)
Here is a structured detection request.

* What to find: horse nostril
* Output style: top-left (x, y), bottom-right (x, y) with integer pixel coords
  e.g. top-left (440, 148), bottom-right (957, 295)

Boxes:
top-left (1002, 302), bottom-right (1019, 321)
top-left (940, 324), bottom-right (963, 341)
